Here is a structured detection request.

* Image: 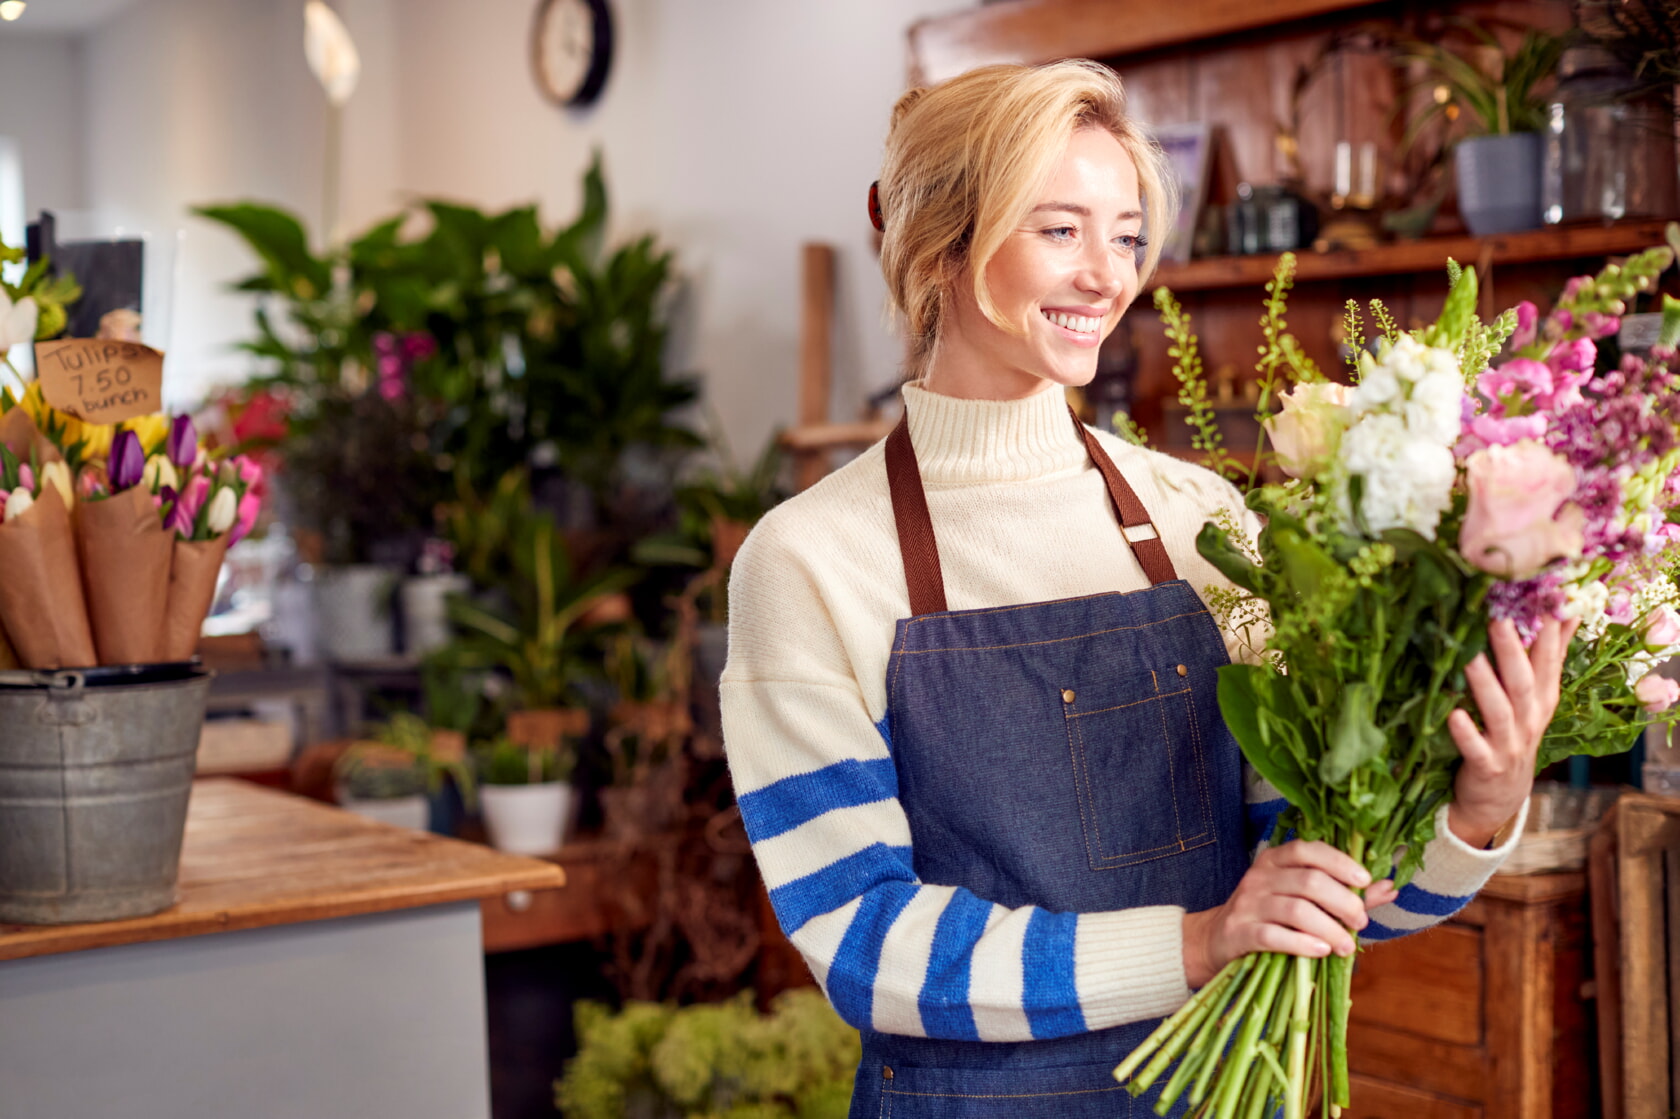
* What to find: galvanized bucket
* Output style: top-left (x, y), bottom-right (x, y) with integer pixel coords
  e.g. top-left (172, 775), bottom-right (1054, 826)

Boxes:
top-left (0, 663), bottom-right (211, 924)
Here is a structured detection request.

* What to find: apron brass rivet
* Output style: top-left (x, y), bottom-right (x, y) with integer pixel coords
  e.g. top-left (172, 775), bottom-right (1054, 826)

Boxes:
top-left (1061, 689), bottom-right (1075, 703)
top-left (1176, 664), bottom-right (1188, 677)
top-left (882, 1066), bottom-right (894, 1080)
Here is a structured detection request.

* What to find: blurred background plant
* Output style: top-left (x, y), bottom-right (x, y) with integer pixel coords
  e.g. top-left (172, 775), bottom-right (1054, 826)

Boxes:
top-left (332, 711), bottom-right (475, 804)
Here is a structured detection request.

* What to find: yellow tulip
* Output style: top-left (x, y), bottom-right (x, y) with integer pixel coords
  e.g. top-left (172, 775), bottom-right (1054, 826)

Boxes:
top-left (38, 461), bottom-right (72, 509)
top-left (124, 413), bottom-right (172, 455)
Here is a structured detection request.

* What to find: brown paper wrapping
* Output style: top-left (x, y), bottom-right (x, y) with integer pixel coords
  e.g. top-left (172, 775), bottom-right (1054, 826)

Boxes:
top-left (0, 486), bottom-right (97, 669)
top-left (0, 614), bottom-right (20, 670)
top-left (0, 408), bottom-right (62, 465)
top-left (160, 535), bottom-right (228, 662)
top-left (76, 485), bottom-right (173, 666)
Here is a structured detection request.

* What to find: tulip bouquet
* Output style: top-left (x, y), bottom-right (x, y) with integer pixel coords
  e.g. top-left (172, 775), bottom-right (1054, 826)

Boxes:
top-left (1112, 246), bottom-right (1680, 1119)
top-left (0, 382), bottom-right (264, 670)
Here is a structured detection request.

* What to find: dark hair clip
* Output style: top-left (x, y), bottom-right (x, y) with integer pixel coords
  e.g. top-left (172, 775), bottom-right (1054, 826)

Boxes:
top-left (868, 181), bottom-right (885, 233)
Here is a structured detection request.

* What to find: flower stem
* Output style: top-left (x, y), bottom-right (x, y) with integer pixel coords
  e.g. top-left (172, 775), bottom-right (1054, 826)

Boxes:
top-left (1284, 954), bottom-right (1315, 1119)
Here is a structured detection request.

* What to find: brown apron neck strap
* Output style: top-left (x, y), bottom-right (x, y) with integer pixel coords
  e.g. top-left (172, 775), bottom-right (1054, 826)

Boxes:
top-left (883, 407), bottom-right (1180, 618)
top-left (1067, 406), bottom-right (1179, 586)
top-left (885, 415), bottom-right (949, 616)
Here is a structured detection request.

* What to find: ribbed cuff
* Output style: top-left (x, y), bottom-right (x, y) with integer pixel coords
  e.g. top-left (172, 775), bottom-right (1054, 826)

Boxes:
top-left (1411, 797), bottom-right (1530, 894)
top-left (1073, 906), bottom-right (1192, 1030)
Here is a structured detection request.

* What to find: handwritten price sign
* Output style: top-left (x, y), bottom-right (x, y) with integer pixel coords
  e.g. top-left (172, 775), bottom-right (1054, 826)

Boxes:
top-left (34, 339), bottom-right (165, 426)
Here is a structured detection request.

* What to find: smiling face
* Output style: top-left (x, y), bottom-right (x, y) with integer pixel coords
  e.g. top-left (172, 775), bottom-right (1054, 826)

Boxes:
top-left (927, 126), bottom-right (1144, 400)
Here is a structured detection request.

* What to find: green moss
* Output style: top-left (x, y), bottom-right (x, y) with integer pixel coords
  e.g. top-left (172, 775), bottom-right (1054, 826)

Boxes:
top-left (557, 991), bottom-right (860, 1119)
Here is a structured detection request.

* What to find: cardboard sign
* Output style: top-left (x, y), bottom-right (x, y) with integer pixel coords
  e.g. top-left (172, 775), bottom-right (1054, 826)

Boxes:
top-left (33, 338), bottom-right (165, 425)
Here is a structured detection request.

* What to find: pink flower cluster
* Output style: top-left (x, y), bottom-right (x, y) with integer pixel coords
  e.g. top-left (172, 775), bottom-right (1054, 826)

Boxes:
top-left (373, 331), bottom-right (437, 402)
top-left (1462, 286), bottom-right (1680, 656)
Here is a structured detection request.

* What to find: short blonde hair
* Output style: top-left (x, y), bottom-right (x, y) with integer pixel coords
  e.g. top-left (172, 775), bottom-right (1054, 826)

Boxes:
top-left (876, 60), bottom-right (1175, 378)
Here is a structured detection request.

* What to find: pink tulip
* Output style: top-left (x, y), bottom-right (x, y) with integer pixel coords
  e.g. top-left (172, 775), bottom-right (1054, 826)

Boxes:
top-left (1646, 605), bottom-right (1680, 649)
top-left (16, 462), bottom-right (32, 494)
top-left (230, 490), bottom-right (261, 545)
top-left (1635, 673), bottom-right (1680, 713)
top-left (167, 474), bottom-right (209, 538)
top-left (233, 454), bottom-right (264, 489)
top-left (1460, 441), bottom-right (1586, 579)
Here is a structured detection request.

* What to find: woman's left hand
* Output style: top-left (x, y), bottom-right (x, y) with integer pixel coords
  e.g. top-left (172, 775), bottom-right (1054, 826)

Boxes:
top-left (1446, 616), bottom-right (1579, 848)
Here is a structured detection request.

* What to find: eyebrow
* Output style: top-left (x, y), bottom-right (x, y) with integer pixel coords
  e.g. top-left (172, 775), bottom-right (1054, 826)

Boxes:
top-left (1031, 202), bottom-right (1144, 220)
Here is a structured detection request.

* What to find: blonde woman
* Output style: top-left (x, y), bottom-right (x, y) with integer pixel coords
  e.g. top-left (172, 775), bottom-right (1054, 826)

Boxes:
top-left (722, 60), bottom-right (1563, 1116)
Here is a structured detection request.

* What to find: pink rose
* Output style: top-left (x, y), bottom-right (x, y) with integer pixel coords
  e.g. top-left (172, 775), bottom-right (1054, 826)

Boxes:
top-left (1264, 381), bottom-right (1353, 479)
top-left (1460, 441), bottom-right (1586, 579)
top-left (1635, 673), bottom-right (1680, 713)
top-left (1466, 412), bottom-right (1547, 449)
top-left (1646, 605), bottom-right (1680, 649)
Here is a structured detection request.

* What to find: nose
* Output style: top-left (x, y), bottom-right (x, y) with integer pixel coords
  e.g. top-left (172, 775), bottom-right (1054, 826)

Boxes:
top-left (1075, 240), bottom-right (1127, 303)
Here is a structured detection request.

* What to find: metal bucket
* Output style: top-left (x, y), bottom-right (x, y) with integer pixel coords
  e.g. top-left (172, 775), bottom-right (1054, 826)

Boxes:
top-left (0, 663), bottom-right (211, 924)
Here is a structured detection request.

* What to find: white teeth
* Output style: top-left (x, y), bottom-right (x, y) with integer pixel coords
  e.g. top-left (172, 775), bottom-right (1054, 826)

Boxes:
top-left (1043, 311), bottom-right (1099, 334)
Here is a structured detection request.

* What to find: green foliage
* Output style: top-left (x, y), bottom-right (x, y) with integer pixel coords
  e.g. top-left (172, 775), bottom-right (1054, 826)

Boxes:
top-left (1111, 410), bottom-right (1150, 447)
top-left (436, 468), bottom-right (636, 710)
top-left (1154, 287), bottom-right (1242, 481)
top-left (633, 426), bottom-right (788, 572)
top-left (1400, 21), bottom-right (1566, 138)
top-left (195, 153), bottom-right (700, 557)
top-left (333, 712), bottom-right (476, 804)
top-left (556, 990), bottom-right (860, 1119)
top-left (476, 736), bottom-right (575, 786)
top-left (0, 235), bottom-right (82, 359)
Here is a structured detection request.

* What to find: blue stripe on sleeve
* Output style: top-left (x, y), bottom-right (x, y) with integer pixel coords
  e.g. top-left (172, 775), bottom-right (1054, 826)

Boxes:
top-left (1245, 797), bottom-right (1287, 849)
top-left (767, 843), bottom-right (916, 934)
top-left (1394, 882), bottom-right (1473, 917)
top-left (1022, 908), bottom-right (1085, 1039)
top-left (825, 881), bottom-right (919, 1030)
top-left (1358, 916), bottom-right (1404, 942)
top-left (737, 758), bottom-right (900, 843)
top-left (917, 891), bottom-right (994, 1040)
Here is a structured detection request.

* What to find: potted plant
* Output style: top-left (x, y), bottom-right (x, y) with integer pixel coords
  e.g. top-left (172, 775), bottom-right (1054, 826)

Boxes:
top-left (1402, 20), bottom-right (1566, 234)
top-left (475, 735), bottom-right (577, 855)
top-left (599, 634), bottom-right (692, 842)
top-left (439, 468), bottom-right (634, 748)
top-left (333, 711), bottom-right (475, 831)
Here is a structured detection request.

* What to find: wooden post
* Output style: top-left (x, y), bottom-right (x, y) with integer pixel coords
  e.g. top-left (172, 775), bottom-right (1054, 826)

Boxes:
top-left (795, 244), bottom-right (836, 492)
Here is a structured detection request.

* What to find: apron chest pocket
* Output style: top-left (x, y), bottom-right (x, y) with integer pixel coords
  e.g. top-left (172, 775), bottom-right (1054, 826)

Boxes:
top-left (1062, 678), bottom-right (1216, 871)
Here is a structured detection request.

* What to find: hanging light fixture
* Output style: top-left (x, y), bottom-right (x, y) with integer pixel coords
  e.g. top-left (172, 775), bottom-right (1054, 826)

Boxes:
top-left (0, 3), bottom-right (27, 21)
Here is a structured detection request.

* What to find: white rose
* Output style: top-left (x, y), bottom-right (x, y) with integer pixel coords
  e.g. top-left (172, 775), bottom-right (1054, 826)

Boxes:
top-left (1404, 367), bottom-right (1465, 446)
top-left (1265, 381), bottom-right (1354, 479)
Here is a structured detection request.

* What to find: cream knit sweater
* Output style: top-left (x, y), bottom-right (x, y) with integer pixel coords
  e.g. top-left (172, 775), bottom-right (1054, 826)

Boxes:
top-left (722, 382), bottom-right (1520, 1041)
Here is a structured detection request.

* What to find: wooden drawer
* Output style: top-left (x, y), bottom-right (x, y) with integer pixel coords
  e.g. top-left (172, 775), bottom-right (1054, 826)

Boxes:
top-left (1346, 1073), bottom-right (1482, 1119)
top-left (1350, 924), bottom-right (1483, 1046)
top-left (479, 841), bottom-right (656, 953)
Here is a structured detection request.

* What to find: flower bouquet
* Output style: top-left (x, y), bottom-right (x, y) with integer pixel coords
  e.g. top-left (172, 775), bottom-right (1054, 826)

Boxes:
top-left (1111, 243), bottom-right (1680, 1118)
top-left (0, 380), bottom-right (263, 669)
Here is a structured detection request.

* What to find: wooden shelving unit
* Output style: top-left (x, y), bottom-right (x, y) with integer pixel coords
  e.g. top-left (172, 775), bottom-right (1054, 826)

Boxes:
top-left (1151, 220), bottom-right (1676, 294)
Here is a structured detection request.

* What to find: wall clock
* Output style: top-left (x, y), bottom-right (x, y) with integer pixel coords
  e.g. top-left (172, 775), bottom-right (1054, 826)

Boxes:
top-left (531, 0), bottom-right (613, 108)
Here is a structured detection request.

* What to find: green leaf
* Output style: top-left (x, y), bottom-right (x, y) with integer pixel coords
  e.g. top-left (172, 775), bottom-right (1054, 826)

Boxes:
top-left (1196, 521), bottom-right (1263, 595)
top-left (1425, 261), bottom-right (1478, 349)
top-left (193, 203), bottom-right (331, 299)
top-left (1218, 664), bottom-right (1311, 808)
top-left (1321, 682), bottom-right (1386, 785)
top-left (1660, 294), bottom-right (1680, 350)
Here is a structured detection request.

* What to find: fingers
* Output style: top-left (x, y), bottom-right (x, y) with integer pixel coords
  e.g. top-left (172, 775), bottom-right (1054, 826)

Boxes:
top-left (1363, 880), bottom-right (1399, 909)
top-left (1464, 652), bottom-right (1517, 750)
top-left (1489, 619), bottom-right (1536, 716)
top-left (1262, 838), bottom-right (1372, 891)
top-left (1448, 707), bottom-right (1494, 769)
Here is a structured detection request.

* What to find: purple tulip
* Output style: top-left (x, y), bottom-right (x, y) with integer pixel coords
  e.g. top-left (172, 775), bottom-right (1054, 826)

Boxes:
top-left (166, 414), bottom-right (197, 469)
top-left (109, 430), bottom-right (145, 492)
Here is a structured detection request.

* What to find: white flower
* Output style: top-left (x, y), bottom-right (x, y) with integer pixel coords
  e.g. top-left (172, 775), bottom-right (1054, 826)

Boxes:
top-left (1404, 367), bottom-right (1466, 446)
top-left (4, 487), bottom-right (32, 522)
top-left (142, 455), bottom-right (178, 494)
top-left (0, 291), bottom-right (38, 351)
top-left (205, 486), bottom-right (238, 536)
top-left (304, 1), bottom-right (360, 107)
top-left (1352, 351), bottom-right (1401, 410)
top-left (1338, 412), bottom-right (1457, 538)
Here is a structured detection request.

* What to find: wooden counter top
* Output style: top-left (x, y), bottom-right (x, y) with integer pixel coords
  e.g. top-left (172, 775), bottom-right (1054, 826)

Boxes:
top-left (0, 778), bottom-right (565, 961)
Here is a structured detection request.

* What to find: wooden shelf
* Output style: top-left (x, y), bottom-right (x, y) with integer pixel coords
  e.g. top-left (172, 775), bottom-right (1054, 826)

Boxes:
top-left (909, 0), bottom-right (1382, 83)
top-left (1150, 221), bottom-right (1675, 294)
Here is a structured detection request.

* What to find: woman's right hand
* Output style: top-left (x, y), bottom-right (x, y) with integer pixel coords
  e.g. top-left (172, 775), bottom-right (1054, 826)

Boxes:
top-left (1180, 840), bottom-right (1400, 988)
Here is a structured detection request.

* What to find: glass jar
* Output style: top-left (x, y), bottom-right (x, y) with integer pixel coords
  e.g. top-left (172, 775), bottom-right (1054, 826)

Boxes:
top-left (1543, 46), bottom-right (1679, 224)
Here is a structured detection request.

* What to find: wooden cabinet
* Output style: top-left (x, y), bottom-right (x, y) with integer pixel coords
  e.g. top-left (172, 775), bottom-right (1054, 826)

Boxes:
top-left (1345, 873), bottom-right (1594, 1119)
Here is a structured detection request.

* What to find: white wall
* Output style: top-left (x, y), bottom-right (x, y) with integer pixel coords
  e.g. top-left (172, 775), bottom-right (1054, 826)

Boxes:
top-left (6, 0), bottom-right (957, 449)
top-left (0, 35), bottom-right (86, 228)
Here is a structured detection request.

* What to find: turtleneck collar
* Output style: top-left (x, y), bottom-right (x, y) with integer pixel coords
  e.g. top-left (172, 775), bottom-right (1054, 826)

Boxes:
top-left (901, 381), bottom-right (1088, 485)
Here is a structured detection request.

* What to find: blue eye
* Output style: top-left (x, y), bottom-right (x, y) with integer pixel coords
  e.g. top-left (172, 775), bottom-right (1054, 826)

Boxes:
top-left (1043, 226), bottom-right (1077, 242)
top-left (1115, 233), bottom-right (1148, 252)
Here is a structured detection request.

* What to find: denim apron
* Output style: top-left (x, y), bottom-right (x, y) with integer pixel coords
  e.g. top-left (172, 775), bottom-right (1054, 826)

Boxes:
top-left (848, 410), bottom-right (1247, 1119)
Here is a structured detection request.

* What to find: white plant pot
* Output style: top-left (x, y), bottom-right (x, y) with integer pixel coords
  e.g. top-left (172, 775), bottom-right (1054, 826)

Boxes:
top-left (480, 782), bottom-right (573, 856)
top-left (400, 573), bottom-right (469, 657)
top-left (335, 789), bottom-right (429, 831)
top-left (313, 564), bottom-right (399, 663)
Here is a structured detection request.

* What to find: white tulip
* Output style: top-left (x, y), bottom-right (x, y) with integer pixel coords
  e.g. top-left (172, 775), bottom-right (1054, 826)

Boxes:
top-left (304, 1), bottom-right (360, 107)
top-left (5, 488), bottom-right (32, 522)
top-left (142, 455), bottom-right (178, 494)
top-left (205, 486), bottom-right (238, 536)
top-left (39, 461), bottom-right (72, 509)
top-left (0, 291), bottom-right (38, 351)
